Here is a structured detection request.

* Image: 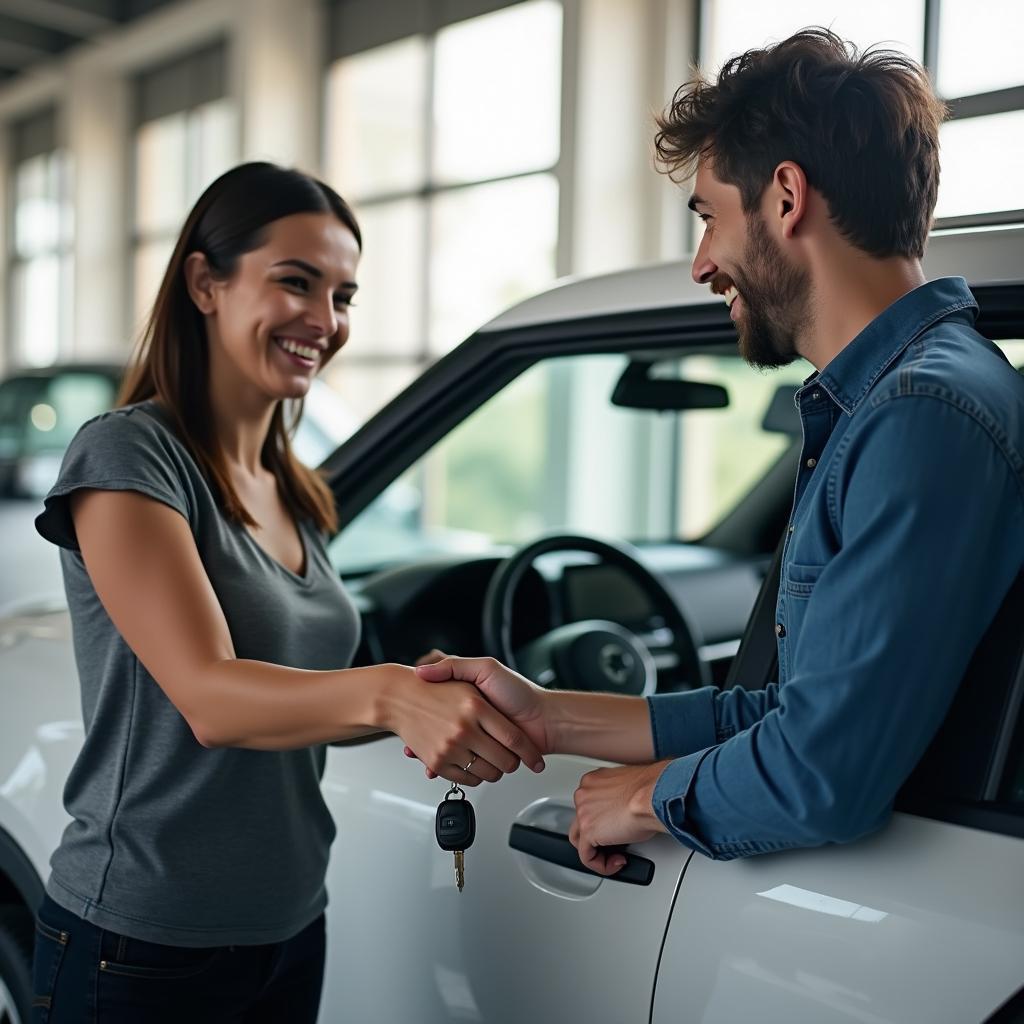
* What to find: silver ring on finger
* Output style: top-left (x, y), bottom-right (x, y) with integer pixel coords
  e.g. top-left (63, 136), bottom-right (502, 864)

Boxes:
top-left (462, 753), bottom-right (478, 773)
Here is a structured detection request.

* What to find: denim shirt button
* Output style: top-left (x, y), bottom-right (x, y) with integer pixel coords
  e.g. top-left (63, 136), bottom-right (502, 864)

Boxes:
top-left (775, 623), bottom-right (786, 637)
top-left (806, 457), bottom-right (817, 468)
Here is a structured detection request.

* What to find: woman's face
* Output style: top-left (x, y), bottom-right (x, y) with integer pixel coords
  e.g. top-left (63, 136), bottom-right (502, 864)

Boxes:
top-left (194, 211), bottom-right (361, 403)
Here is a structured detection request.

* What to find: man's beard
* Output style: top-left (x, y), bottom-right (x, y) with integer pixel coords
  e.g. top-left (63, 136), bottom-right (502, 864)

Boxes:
top-left (732, 213), bottom-right (812, 370)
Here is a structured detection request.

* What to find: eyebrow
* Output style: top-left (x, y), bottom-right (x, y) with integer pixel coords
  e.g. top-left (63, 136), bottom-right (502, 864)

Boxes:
top-left (271, 259), bottom-right (358, 289)
top-left (687, 193), bottom-right (710, 213)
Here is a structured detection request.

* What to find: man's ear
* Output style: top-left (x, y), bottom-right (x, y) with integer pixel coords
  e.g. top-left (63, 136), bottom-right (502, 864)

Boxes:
top-left (771, 161), bottom-right (808, 239)
top-left (183, 252), bottom-right (218, 315)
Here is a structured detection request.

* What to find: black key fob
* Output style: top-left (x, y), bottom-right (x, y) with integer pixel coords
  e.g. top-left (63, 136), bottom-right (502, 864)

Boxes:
top-left (435, 797), bottom-right (476, 852)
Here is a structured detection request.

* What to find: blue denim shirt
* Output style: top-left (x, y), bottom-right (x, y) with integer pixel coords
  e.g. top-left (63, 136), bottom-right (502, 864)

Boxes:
top-left (647, 277), bottom-right (1024, 860)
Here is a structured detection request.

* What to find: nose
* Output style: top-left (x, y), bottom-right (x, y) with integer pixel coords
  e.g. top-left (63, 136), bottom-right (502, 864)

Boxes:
top-left (306, 291), bottom-right (338, 340)
top-left (691, 231), bottom-right (717, 285)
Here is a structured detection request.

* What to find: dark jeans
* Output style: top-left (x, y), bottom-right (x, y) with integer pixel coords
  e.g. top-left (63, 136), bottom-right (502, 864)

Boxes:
top-left (31, 894), bottom-right (326, 1023)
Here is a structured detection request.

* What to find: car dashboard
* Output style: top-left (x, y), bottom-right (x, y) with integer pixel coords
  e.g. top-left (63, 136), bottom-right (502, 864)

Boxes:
top-left (345, 543), bottom-right (768, 691)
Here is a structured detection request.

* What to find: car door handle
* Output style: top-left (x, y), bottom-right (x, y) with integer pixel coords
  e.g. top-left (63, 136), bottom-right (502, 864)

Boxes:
top-left (508, 824), bottom-right (655, 886)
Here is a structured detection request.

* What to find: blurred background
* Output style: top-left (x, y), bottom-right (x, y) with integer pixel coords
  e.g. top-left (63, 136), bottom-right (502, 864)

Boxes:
top-left (0, 0), bottom-right (1022, 600)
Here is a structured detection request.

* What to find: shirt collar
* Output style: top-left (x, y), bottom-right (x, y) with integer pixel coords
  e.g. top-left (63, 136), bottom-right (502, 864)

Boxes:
top-left (805, 277), bottom-right (979, 415)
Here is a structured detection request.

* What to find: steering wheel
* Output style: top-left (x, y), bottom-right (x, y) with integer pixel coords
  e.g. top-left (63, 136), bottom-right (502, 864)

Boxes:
top-left (482, 533), bottom-right (710, 696)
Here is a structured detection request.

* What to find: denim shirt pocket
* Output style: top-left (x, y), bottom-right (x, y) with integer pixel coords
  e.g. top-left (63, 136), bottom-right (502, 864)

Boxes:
top-left (779, 562), bottom-right (825, 681)
top-left (784, 561), bottom-right (825, 597)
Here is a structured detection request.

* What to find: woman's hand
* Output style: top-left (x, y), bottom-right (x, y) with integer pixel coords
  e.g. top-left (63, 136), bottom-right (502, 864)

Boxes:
top-left (381, 663), bottom-right (545, 786)
top-left (404, 655), bottom-right (553, 780)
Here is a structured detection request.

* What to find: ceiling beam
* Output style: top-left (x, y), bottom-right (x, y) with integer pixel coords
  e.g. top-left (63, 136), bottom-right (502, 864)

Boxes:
top-left (0, 0), bottom-right (115, 37)
top-left (0, 36), bottom-right (53, 69)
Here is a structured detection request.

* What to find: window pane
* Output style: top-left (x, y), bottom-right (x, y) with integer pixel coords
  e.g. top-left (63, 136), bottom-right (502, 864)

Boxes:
top-left (429, 174), bottom-right (559, 354)
top-left (703, 0), bottom-right (924, 73)
top-left (997, 339), bottom-right (1024, 370)
top-left (14, 153), bottom-right (62, 258)
top-left (135, 113), bottom-right (188, 234)
top-left (133, 238), bottom-right (175, 327)
top-left (320, 360), bottom-right (421, 430)
top-left (346, 199), bottom-right (425, 358)
top-left (937, 0), bottom-right (1024, 97)
top-left (936, 111), bottom-right (1024, 218)
top-left (433, 1), bottom-right (562, 184)
top-left (190, 99), bottom-right (238, 204)
top-left (326, 37), bottom-right (428, 198)
top-left (12, 257), bottom-right (61, 366)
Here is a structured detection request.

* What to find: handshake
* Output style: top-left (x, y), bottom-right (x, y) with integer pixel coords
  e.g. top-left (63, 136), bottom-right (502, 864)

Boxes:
top-left (393, 650), bottom-right (669, 876)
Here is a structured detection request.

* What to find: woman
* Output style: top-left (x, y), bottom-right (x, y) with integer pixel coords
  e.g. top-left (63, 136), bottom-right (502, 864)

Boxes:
top-left (31, 162), bottom-right (542, 1023)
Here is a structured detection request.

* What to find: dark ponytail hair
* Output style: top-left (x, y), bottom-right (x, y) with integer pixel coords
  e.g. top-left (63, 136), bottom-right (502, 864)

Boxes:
top-left (119, 162), bottom-right (362, 534)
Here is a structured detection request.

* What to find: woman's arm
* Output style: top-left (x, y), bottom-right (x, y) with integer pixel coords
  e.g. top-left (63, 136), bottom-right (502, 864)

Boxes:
top-left (72, 489), bottom-right (543, 783)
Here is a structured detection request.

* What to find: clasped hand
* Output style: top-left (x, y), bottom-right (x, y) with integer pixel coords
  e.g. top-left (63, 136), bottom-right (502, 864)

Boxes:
top-left (408, 651), bottom-right (668, 876)
top-left (387, 658), bottom-right (546, 788)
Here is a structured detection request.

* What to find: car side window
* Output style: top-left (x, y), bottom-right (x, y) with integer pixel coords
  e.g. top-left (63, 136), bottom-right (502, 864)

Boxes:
top-left (329, 351), bottom-right (807, 574)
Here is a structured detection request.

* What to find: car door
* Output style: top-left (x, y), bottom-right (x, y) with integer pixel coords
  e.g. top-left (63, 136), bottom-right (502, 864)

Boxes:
top-left (651, 812), bottom-right (1024, 1024)
top-left (319, 735), bottom-right (691, 1023)
top-left (651, 567), bottom-right (1024, 1024)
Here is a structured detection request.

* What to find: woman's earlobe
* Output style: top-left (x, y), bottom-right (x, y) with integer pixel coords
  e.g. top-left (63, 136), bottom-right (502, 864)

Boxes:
top-left (183, 252), bottom-right (217, 315)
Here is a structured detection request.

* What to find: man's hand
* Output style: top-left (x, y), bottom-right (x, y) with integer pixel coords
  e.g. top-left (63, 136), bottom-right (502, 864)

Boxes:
top-left (405, 654), bottom-right (551, 777)
top-left (569, 761), bottom-right (671, 875)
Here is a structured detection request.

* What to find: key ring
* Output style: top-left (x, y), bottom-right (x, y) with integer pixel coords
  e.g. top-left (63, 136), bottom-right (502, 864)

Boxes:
top-left (445, 783), bottom-right (466, 800)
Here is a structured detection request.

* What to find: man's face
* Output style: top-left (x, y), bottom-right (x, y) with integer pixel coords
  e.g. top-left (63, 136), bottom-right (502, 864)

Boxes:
top-left (689, 161), bottom-right (810, 369)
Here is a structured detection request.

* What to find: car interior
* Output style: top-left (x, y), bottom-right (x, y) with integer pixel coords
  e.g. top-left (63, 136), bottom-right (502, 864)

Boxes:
top-left (326, 302), bottom-right (1024, 840)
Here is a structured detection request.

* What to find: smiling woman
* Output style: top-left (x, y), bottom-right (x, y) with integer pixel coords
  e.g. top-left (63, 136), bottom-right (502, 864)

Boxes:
top-left (119, 163), bottom-right (363, 534)
top-left (29, 162), bottom-right (544, 1023)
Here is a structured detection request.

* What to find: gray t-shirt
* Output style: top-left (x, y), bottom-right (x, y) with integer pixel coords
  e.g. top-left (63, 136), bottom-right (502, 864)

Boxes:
top-left (35, 401), bottom-right (360, 947)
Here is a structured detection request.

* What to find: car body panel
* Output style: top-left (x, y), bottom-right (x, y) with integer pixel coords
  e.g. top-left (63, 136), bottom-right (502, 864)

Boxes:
top-left (320, 738), bottom-right (690, 1023)
top-left (0, 612), bottom-right (79, 884)
top-left (653, 814), bottom-right (1024, 1024)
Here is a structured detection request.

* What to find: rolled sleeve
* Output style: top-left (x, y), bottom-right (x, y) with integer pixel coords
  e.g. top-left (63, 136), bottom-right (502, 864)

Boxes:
top-left (651, 748), bottom-right (716, 858)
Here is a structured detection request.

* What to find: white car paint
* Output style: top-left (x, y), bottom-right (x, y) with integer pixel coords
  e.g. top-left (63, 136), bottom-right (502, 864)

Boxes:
top-left (653, 816), bottom-right (1024, 1024)
top-left (1, 226), bottom-right (1022, 1023)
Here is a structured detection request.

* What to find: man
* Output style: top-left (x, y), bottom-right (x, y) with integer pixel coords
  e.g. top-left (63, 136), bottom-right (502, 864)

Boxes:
top-left (413, 28), bottom-right (1024, 873)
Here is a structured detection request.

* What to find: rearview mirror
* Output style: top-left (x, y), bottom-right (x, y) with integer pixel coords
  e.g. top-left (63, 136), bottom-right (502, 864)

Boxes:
top-left (611, 361), bottom-right (729, 412)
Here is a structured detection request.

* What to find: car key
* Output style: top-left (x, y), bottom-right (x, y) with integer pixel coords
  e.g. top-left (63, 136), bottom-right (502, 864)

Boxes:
top-left (435, 784), bottom-right (476, 892)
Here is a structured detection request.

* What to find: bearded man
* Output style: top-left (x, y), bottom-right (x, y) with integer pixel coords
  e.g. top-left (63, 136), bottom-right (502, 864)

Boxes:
top-left (414, 28), bottom-right (1024, 869)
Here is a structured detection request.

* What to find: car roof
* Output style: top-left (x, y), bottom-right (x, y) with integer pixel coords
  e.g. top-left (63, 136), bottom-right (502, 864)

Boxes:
top-left (482, 224), bottom-right (1024, 333)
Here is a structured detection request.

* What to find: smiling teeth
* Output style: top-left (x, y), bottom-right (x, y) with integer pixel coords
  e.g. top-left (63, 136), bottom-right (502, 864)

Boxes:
top-left (277, 338), bottom-right (320, 360)
top-left (723, 286), bottom-right (739, 307)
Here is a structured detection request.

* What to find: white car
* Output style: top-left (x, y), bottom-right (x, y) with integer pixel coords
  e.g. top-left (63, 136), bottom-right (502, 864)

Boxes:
top-left (1, 226), bottom-right (1023, 1024)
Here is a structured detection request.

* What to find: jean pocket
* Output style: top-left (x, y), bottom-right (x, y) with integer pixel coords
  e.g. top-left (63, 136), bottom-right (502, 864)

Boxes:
top-left (98, 940), bottom-right (222, 981)
top-left (785, 561), bottom-right (825, 597)
top-left (32, 918), bottom-right (70, 1022)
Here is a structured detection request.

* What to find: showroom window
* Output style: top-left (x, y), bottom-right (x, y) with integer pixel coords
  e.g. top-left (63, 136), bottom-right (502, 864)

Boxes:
top-left (131, 42), bottom-right (238, 327)
top-left (699, 0), bottom-right (1024, 223)
top-left (6, 107), bottom-right (73, 368)
top-left (324, 0), bottom-right (564, 424)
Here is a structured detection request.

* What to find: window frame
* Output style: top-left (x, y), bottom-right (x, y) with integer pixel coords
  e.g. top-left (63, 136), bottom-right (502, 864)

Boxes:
top-left (127, 40), bottom-right (234, 328)
top-left (696, 0), bottom-right (1024, 230)
top-left (322, 0), bottom-right (576, 378)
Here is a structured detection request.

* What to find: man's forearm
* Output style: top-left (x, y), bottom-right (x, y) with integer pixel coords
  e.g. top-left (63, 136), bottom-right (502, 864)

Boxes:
top-left (545, 691), bottom-right (655, 763)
